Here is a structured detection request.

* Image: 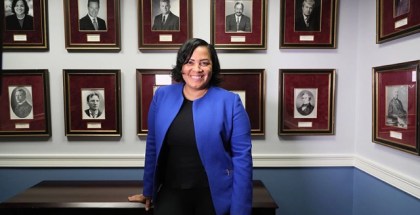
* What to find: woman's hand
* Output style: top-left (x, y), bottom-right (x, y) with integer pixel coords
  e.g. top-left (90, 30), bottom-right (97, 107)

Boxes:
top-left (128, 194), bottom-right (152, 211)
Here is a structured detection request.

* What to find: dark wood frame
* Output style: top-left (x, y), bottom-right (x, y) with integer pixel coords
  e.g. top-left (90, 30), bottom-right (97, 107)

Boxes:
top-left (138, 0), bottom-right (192, 50)
top-left (211, 0), bottom-right (267, 50)
top-left (63, 69), bottom-right (122, 137)
top-left (136, 69), bottom-right (265, 136)
top-left (0, 69), bottom-right (51, 137)
top-left (377, 0), bottom-right (420, 43)
top-left (372, 60), bottom-right (420, 155)
top-left (280, 0), bottom-right (338, 49)
top-left (279, 69), bottom-right (336, 135)
top-left (63, 0), bottom-right (121, 51)
top-left (2, 0), bottom-right (49, 51)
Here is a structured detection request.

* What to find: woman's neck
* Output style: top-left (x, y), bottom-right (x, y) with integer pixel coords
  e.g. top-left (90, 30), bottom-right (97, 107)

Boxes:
top-left (183, 86), bottom-right (208, 101)
top-left (16, 14), bottom-right (25, 19)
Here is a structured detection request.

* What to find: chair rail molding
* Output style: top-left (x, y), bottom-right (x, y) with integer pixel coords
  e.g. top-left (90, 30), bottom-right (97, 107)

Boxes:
top-left (0, 153), bottom-right (419, 199)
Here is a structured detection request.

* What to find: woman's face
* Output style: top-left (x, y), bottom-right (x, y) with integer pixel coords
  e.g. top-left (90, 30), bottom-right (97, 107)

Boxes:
top-left (182, 46), bottom-right (213, 92)
top-left (14, 0), bottom-right (26, 16)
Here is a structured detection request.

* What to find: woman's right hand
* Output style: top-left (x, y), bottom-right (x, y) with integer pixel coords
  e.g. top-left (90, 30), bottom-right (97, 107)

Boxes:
top-left (128, 194), bottom-right (152, 211)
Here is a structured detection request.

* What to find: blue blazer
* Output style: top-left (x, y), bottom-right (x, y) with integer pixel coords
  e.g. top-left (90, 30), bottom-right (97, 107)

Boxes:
top-left (143, 83), bottom-right (253, 215)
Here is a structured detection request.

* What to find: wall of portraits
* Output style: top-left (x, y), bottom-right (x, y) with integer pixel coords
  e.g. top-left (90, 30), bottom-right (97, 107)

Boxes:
top-left (1, 0), bottom-right (420, 192)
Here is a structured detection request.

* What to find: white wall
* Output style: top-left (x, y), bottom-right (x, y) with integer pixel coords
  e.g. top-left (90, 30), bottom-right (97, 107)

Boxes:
top-left (355, 0), bottom-right (420, 181)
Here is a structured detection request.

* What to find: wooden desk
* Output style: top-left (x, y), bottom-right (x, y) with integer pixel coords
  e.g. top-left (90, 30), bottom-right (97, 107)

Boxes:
top-left (0, 180), bottom-right (278, 215)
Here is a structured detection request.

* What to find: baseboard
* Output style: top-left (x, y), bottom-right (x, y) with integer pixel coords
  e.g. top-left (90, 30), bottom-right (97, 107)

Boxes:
top-left (353, 155), bottom-right (420, 199)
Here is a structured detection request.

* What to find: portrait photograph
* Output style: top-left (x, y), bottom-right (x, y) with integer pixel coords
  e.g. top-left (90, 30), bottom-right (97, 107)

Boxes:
top-left (3, 0), bottom-right (48, 50)
top-left (8, 86), bottom-right (34, 120)
top-left (4, 0), bottom-right (34, 30)
top-left (280, 0), bottom-right (338, 48)
top-left (377, 0), bottom-right (420, 43)
top-left (372, 60), bottom-right (420, 155)
top-left (294, 88), bottom-right (317, 119)
top-left (64, 0), bottom-right (120, 51)
top-left (151, 0), bottom-right (180, 31)
top-left (294, 0), bottom-right (321, 32)
top-left (81, 89), bottom-right (106, 120)
top-left (211, 0), bottom-right (267, 50)
top-left (385, 85), bottom-right (408, 129)
top-left (0, 70), bottom-right (51, 137)
top-left (78, 0), bottom-right (108, 31)
top-left (225, 0), bottom-right (253, 33)
top-left (138, 0), bottom-right (191, 49)
top-left (63, 69), bottom-right (121, 136)
top-left (394, 0), bottom-right (409, 17)
top-left (279, 69), bottom-right (336, 135)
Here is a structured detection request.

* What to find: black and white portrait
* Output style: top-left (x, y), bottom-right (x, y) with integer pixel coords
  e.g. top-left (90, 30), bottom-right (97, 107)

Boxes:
top-left (151, 0), bottom-right (180, 31)
top-left (294, 88), bottom-right (317, 118)
top-left (385, 85), bottom-right (408, 128)
top-left (294, 0), bottom-right (321, 32)
top-left (9, 86), bottom-right (34, 119)
top-left (225, 0), bottom-right (252, 32)
top-left (82, 89), bottom-right (106, 120)
top-left (394, 0), bottom-right (409, 17)
top-left (4, 0), bottom-right (34, 30)
top-left (78, 0), bottom-right (108, 31)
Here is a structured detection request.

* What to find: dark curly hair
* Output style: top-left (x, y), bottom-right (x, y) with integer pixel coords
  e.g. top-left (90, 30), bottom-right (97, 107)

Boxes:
top-left (12, 0), bottom-right (30, 15)
top-left (171, 38), bottom-right (222, 86)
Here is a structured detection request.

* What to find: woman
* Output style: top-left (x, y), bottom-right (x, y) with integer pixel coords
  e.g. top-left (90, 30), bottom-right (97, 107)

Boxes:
top-left (129, 38), bottom-right (253, 215)
top-left (5, 0), bottom-right (34, 30)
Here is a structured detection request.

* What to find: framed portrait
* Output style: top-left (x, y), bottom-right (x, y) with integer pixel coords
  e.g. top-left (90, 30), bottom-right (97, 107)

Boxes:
top-left (279, 69), bottom-right (336, 135)
top-left (0, 70), bottom-right (51, 137)
top-left (138, 0), bottom-right (192, 50)
top-left (211, 0), bottom-right (267, 50)
top-left (63, 69), bottom-right (122, 136)
top-left (63, 0), bottom-right (121, 51)
top-left (280, 0), bottom-right (338, 49)
top-left (376, 0), bottom-right (420, 43)
top-left (136, 69), bottom-right (265, 136)
top-left (372, 60), bottom-right (420, 155)
top-left (3, 0), bottom-right (49, 51)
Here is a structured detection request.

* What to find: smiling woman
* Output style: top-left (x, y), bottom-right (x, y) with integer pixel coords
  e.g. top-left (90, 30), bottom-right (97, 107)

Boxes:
top-left (5, 0), bottom-right (34, 30)
top-left (181, 46), bottom-right (213, 100)
top-left (129, 38), bottom-right (253, 215)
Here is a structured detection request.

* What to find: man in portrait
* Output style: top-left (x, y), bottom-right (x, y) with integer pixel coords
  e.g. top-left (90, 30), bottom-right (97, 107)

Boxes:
top-left (395, 0), bottom-right (409, 17)
top-left (225, 1), bottom-right (251, 32)
top-left (152, 0), bottom-right (180, 31)
top-left (295, 0), bottom-right (320, 31)
top-left (79, 0), bottom-right (107, 31)
top-left (84, 91), bottom-right (105, 119)
top-left (10, 87), bottom-right (33, 119)
top-left (386, 87), bottom-right (407, 128)
top-left (296, 90), bottom-right (315, 116)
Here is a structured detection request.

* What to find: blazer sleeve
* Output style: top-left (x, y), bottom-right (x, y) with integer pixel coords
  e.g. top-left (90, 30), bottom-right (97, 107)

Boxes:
top-left (142, 88), bottom-right (159, 197)
top-left (230, 94), bottom-right (253, 215)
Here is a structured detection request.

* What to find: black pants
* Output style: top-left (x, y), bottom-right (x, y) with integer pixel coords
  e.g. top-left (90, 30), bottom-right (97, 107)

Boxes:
top-left (154, 186), bottom-right (216, 215)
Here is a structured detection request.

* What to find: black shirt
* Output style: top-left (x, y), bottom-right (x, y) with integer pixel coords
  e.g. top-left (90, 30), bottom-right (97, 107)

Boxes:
top-left (159, 99), bottom-right (209, 189)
